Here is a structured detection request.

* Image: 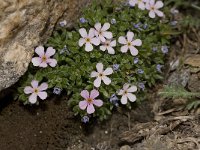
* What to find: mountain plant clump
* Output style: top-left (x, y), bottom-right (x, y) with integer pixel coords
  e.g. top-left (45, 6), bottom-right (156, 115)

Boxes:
top-left (17, 0), bottom-right (174, 121)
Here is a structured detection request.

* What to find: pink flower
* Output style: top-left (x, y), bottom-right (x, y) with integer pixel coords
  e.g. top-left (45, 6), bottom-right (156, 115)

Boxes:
top-left (79, 89), bottom-right (103, 114)
top-left (118, 83), bottom-right (137, 104)
top-left (91, 63), bottom-right (113, 88)
top-left (79, 28), bottom-right (100, 52)
top-left (100, 39), bottom-right (116, 54)
top-left (146, 0), bottom-right (164, 18)
top-left (24, 80), bottom-right (48, 104)
top-left (94, 22), bottom-right (113, 42)
top-left (118, 31), bottom-right (142, 56)
top-left (129, 0), bottom-right (148, 10)
top-left (31, 46), bottom-right (57, 68)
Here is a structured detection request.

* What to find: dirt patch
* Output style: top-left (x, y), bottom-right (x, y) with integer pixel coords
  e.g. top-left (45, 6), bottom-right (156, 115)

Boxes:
top-left (0, 90), bottom-right (154, 150)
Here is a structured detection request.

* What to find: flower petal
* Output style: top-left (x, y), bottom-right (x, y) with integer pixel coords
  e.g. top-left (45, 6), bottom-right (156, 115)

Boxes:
top-left (149, 10), bottom-right (156, 18)
top-left (94, 77), bottom-right (102, 88)
top-left (91, 37), bottom-right (100, 46)
top-left (45, 47), bottom-right (56, 57)
top-left (32, 57), bottom-right (42, 66)
top-left (146, 3), bottom-right (151, 10)
top-left (138, 2), bottom-right (145, 10)
top-left (89, 28), bottom-right (95, 38)
top-left (121, 95), bottom-right (128, 104)
top-left (91, 71), bottom-right (98, 77)
top-left (118, 89), bottom-right (124, 95)
top-left (127, 85), bottom-right (137, 92)
top-left (99, 35), bottom-right (106, 43)
top-left (93, 99), bottom-right (103, 107)
top-left (121, 45), bottom-right (129, 53)
top-left (102, 23), bottom-right (110, 31)
top-left (149, 0), bottom-right (155, 5)
top-left (110, 40), bottom-right (116, 47)
top-left (79, 38), bottom-right (85, 47)
top-left (107, 47), bottom-right (115, 54)
top-left (103, 68), bottom-right (113, 75)
top-left (94, 22), bottom-right (102, 31)
top-left (127, 93), bottom-right (136, 102)
top-left (85, 43), bottom-right (93, 52)
top-left (24, 86), bottom-right (34, 94)
top-left (102, 76), bottom-right (111, 85)
top-left (127, 31), bottom-right (134, 42)
top-left (129, 0), bottom-right (137, 6)
top-left (29, 93), bottom-right (37, 104)
top-left (81, 90), bottom-right (90, 99)
top-left (100, 45), bottom-right (107, 51)
top-left (79, 28), bottom-right (87, 38)
top-left (31, 80), bottom-right (39, 88)
top-left (38, 82), bottom-right (48, 91)
top-left (87, 104), bottom-right (95, 114)
top-left (90, 89), bottom-right (99, 99)
top-left (129, 46), bottom-right (139, 56)
top-left (102, 31), bottom-right (113, 39)
top-left (39, 62), bottom-right (48, 68)
top-left (155, 10), bottom-right (164, 17)
top-left (47, 58), bottom-right (57, 67)
top-left (123, 83), bottom-right (130, 90)
top-left (79, 100), bottom-right (88, 110)
top-left (155, 1), bottom-right (164, 9)
top-left (96, 63), bottom-right (103, 73)
top-left (38, 92), bottom-right (47, 100)
top-left (118, 36), bottom-right (127, 44)
top-left (132, 39), bottom-right (142, 46)
top-left (35, 46), bottom-right (44, 57)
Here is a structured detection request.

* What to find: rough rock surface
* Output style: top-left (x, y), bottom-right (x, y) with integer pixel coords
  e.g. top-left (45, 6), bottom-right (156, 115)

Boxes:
top-left (0, 0), bottom-right (90, 91)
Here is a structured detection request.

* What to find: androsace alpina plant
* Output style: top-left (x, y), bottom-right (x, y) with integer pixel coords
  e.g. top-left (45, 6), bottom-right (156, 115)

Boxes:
top-left (17, 0), bottom-right (174, 121)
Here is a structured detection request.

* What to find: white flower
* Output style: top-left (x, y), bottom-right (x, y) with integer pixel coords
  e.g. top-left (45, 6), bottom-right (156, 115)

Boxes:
top-left (91, 63), bottom-right (113, 88)
top-left (129, 0), bottom-right (147, 10)
top-left (94, 23), bottom-right (113, 42)
top-left (79, 28), bottom-right (100, 52)
top-left (118, 83), bottom-right (137, 104)
top-left (24, 80), bottom-right (48, 104)
top-left (146, 0), bottom-right (164, 18)
top-left (31, 46), bottom-right (57, 68)
top-left (100, 40), bottom-right (116, 54)
top-left (118, 31), bottom-right (142, 56)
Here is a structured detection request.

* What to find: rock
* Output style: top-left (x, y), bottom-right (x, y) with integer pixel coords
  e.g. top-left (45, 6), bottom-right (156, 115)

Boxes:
top-left (188, 74), bottom-right (200, 92)
top-left (185, 55), bottom-right (200, 67)
top-left (167, 69), bottom-right (190, 87)
top-left (0, 0), bottom-right (90, 91)
top-left (169, 58), bottom-right (180, 71)
top-left (120, 145), bottom-right (132, 150)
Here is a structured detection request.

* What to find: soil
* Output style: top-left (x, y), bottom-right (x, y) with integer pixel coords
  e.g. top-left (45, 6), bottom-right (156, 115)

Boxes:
top-left (0, 91), bottom-right (154, 150)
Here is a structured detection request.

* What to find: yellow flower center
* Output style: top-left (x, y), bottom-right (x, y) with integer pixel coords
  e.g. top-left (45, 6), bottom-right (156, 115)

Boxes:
top-left (124, 90), bottom-right (128, 95)
top-left (86, 38), bottom-right (90, 42)
top-left (87, 98), bottom-right (93, 103)
top-left (127, 42), bottom-right (131, 46)
top-left (99, 73), bottom-right (104, 77)
top-left (34, 88), bottom-right (39, 94)
top-left (99, 31), bottom-right (102, 35)
top-left (151, 6), bottom-right (155, 10)
top-left (42, 56), bottom-right (47, 62)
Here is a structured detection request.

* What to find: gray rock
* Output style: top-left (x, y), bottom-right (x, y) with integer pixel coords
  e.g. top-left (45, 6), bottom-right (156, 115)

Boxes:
top-left (188, 74), bottom-right (200, 92)
top-left (0, 0), bottom-right (90, 91)
top-left (167, 69), bottom-right (190, 87)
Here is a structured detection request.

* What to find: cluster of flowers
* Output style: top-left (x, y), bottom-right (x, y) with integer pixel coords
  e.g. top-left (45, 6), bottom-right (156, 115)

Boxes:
top-left (23, 0), bottom-right (166, 121)
top-left (78, 22), bottom-right (141, 114)
top-left (129, 0), bottom-right (164, 18)
top-left (79, 22), bottom-right (142, 55)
